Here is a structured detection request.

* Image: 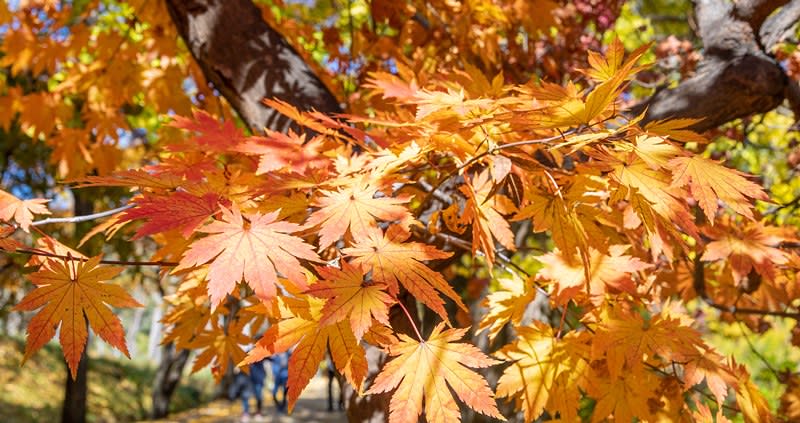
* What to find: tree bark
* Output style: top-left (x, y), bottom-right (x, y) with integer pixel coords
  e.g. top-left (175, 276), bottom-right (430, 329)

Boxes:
top-left (163, 0), bottom-right (342, 133)
top-left (60, 191), bottom-right (97, 423)
top-left (150, 342), bottom-right (191, 419)
top-left (635, 0), bottom-right (800, 130)
top-left (61, 342), bottom-right (89, 423)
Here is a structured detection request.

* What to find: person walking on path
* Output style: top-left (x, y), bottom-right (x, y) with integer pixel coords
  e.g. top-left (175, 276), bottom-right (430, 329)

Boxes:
top-left (233, 357), bottom-right (267, 421)
top-left (268, 351), bottom-right (289, 413)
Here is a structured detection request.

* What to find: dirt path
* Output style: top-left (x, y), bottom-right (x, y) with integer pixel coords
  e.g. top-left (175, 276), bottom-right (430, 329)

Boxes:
top-left (149, 375), bottom-right (345, 423)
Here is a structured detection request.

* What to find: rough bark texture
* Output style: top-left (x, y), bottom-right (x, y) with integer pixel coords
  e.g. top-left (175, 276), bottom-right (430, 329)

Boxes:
top-left (150, 342), bottom-right (191, 419)
top-left (164, 0), bottom-right (342, 133)
top-left (635, 0), bottom-right (800, 130)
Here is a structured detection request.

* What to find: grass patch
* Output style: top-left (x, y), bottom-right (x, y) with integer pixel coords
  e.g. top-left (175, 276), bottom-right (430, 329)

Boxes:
top-left (0, 337), bottom-right (214, 422)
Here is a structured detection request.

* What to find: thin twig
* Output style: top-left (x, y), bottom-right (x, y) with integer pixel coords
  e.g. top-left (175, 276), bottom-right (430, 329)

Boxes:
top-left (703, 298), bottom-right (800, 320)
top-left (12, 248), bottom-right (178, 267)
top-left (31, 204), bottom-right (133, 226)
top-left (737, 321), bottom-right (782, 380)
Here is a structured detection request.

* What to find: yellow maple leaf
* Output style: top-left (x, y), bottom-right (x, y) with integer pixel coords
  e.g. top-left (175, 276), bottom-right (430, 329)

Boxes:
top-left (367, 323), bottom-right (505, 423)
top-left (460, 170), bottom-right (516, 266)
top-left (477, 274), bottom-right (535, 341)
top-left (244, 296), bottom-right (368, 409)
top-left (495, 322), bottom-right (589, 422)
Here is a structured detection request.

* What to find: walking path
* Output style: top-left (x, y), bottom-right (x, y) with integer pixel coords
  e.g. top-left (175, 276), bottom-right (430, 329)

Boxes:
top-left (150, 375), bottom-right (344, 423)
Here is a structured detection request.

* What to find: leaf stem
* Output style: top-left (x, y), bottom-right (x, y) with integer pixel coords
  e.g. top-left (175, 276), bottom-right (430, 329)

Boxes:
top-left (395, 298), bottom-right (424, 342)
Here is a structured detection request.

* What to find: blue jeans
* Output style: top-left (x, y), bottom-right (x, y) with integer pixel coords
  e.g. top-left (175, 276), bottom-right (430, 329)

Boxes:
top-left (242, 381), bottom-right (264, 414)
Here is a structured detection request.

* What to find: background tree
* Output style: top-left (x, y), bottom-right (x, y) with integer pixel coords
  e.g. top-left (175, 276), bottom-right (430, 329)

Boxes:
top-left (2, 0), bottom-right (800, 422)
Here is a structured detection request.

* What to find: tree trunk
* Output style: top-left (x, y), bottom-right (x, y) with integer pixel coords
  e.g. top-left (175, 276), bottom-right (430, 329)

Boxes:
top-left (61, 337), bottom-right (89, 423)
top-left (150, 342), bottom-right (191, 419)
top-left (163, 0), bottom-right (341, 133)
top-left (60, 189), bottom-right (99, 423)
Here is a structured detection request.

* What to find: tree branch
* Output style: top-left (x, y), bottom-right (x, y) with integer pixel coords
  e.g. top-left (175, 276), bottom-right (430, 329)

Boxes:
top-left (31, 204), bottom-right (133, 227)
top-left (633, 0), bottom-right (799, 131)
top-left (759, 0), bottom-right (800, 50)
top-left (163, 0), bottom-right (342, 133)
top-left (11, 247), bottom-right (179, 267)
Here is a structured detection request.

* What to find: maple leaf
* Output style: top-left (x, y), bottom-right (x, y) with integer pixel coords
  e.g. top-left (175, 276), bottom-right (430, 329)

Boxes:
top-left (514, 176), bottom-right (605, 264)
top-left (306, 261), bottom-right (394, 341)
top-left (169, 109), bottom-right (244, 152)
top-left (244, 296), bottom-right (367, 410)
top-left (780, 373), bottom-right (800, 421)
top-left (585, 365), bottom-right (658, 423)
top-left (495, 322), bottom-right (590, 422)
top-left (304, 182), bottom-right (411, 249)
top-left (537, 245), bottom-right (651, 306)
top-left (0, 189), bottom-right (50, 232)
top-left (730, 358), bottom-right (774, 422)
top-left (592, 306), bottom-right (704, 380)
top-left (668, 155), bottom-right (767, 221)
top-left (121, 191), bottom-right (221, 239)
top-left (175, 205), bottom-right (320, 307)
top-left (460, 170), bottom-right (516, 266)
top-left (611, 158), bottom-right (696, 233)
top-left (342, 226), bottom-right (467, 321)
top-left (683, 348), bottom-right (735, 405)
top-left (367, 323), bottom-right (505, 423)
top-left (235, 130), bottom-right (330, 174)
top-left (477, 275), bottom-right (536, 341)
top-left (626, 135), bottom-right (681, 169)
top-left (364, 71), bottom-right (419, 101)
top-left (702, 220), bottom-right (788, 281)
top-left (187, 316), bottom-right (250, 382)
top-left (13, 256), bottom-right (141, 378)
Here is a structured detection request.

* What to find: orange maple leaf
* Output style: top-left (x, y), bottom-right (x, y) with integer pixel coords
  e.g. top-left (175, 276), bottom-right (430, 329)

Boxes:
top-left (460, 170), bottom-right (516, 266)
top-left (668, 155), bottom-right (767, 221)
top-left (592, 306), bottom-right (704, 380)
top-left (304, 182), bottom-right (411, 249)
top-left (14, 256), bottom-right (141, 378)
top-left (367, 323), bottom-right (505, 423)
top-left (537, 245), bottom-right (651, 306)
top-left (236, 130), bottom-right (330, 174)
top-left (121, 191), bottom-right (221, 239)
top-left (585, 365), bottom-right (658, 423)
top-left (702, 219), bottom-right (788, 281)
top-left (244, 296), bottom-right (367, 411)
top-left (730, 358), bottom-right (774, 422)
top-left (306, 261), bottom-right (395, 341)
top-left (342, 226), bottom-right (467, 320)
top-left (175, 205), bottom-right (320, 307)
top-left (0, 189), bottom-right (50, 232)
top-left (169, 109), bottom-right (244, 152)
